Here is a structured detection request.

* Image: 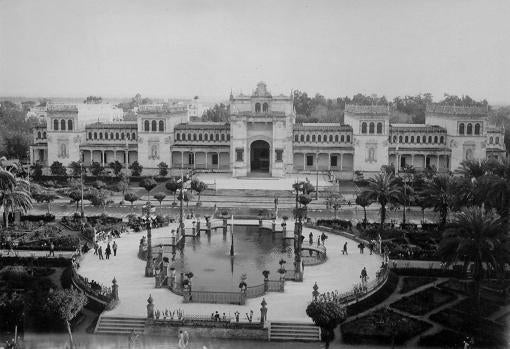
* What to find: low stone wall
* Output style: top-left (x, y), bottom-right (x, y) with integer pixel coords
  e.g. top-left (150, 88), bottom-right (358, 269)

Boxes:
top-left (145, 320), bottom-right (267, 340)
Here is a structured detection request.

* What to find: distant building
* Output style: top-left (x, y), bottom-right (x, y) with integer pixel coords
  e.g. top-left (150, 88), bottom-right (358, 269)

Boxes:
top-left (30, 82), bottom-right (506, 177)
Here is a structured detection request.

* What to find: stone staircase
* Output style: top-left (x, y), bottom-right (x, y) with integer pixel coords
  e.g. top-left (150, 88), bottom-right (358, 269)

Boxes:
top-left (268, 321), bottom-right (321, 342)
top-left (94, 315), bottom-right (146, 335)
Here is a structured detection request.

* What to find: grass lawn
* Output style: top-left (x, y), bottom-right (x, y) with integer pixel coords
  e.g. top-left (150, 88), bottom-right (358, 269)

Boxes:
top-left (399, 276), bottom-right (437, 294)
top-left (390, 287), bottom-right (456, 316)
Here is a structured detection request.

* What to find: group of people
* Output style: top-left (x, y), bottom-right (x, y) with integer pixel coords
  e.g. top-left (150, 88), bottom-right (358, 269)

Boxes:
top-left (93, 241), bottom-right (118, 260)
top-left (93, 228), bottom-right (120, 260)
top-left (308, 231), bottom-right (328, 246)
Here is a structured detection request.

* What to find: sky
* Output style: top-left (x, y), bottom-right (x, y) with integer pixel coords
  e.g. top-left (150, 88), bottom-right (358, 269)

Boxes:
top-left (1, 0), bottom-right (509, 104)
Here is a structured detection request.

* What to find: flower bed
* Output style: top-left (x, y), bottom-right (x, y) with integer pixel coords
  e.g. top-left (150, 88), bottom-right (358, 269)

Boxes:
top-left (341, 308), bottom-right (432, 345)
top-left (390, 287), bottom-right (456, 316)
top-left (454, 297), bottom-right (500, 318)
top-left (430, 308), bottom-right (506, 347)
top-left (399, 276), bottom-right (437, 294)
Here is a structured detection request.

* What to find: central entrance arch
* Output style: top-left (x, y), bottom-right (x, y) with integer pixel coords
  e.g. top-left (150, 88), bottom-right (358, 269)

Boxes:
top-left (250, 140), bottom-right (270, 173)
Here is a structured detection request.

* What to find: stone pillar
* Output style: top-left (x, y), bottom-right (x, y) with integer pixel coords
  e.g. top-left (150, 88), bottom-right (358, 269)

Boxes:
top-left (223, 218), bottom-right (227, 234)
top-left (340, 153), bottom-right (344, 171)
top-left (147, 295), bottom-right (154, 319)
top-left (259, 218), bottom-right (263, 227)
top-left (260, 298), bottom-right (267, 324)
top-left (111, 277), bottom-right (119, 301)
top-left (271, 219), bottom-right (276, 233)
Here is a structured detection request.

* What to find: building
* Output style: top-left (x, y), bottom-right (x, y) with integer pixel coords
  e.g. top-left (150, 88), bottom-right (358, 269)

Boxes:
top-left (30, 82), bottom-right (506, 177)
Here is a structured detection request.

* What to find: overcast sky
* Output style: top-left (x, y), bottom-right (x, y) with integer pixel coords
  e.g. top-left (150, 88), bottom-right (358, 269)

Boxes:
top-left (1, 0), bottom-right (509, 103)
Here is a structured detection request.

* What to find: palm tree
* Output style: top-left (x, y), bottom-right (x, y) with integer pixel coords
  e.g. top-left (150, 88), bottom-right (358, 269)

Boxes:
top-left (456, 159), bottom-right (488, 179)
top-left (439, 206), bottom-right (509, 317)
top-left (2, 178), bottom-right (32, 228)
top-left (421, 174), bottom-right (457, 227)
top-left (365, 173), bottom-right (400, 226)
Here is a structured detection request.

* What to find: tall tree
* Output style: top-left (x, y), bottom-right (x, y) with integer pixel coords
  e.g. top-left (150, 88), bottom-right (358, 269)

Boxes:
top-left (109, 161), bottom-right (123, 176)
top-left (47, 288), bottom-right (87, 349)
top-left (50, 161), bottom-right (67, 177)
top-left (157, 162), bottom-right (169, 177)
top-left (422, 174), bottom-right (458, 227)
top-left (90, 162), bottom-right (105, 177)
top-left (140, 178), bottom-right (157, 203)
top-left (165, 178), bottom-right (180, 204)
top-left (153, 192), bottom-right (166, 210)
top-left (355, 192), bottom-right (372, 226)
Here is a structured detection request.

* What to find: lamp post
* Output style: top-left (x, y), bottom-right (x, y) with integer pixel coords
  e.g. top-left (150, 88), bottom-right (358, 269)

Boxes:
top-left (143, 202), bottom-right (155, 277)
top-left (230, 215), bottom-right (234, 256)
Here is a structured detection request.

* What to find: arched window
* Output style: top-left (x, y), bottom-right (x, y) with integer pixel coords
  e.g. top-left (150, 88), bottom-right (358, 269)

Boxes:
top-left (428, 136), bottom-right (432, 143)
top-left (295, 135), bottom-right (298, 142)
top-left (37, 131), bottom-right (41, 139)
top-left (496, 137), bottom-right (500, 144)
top-left (132, 132), bottom-right (136, 140)
top-left (346, 135), bottom-right (351, 142)
top-left (474, 123), bottom-right (481, 135)
top-left (176, 133), bottom-right (181, 141)
top-left (221, 134), bottom-right (225, 141)
top-left (341, 135), bottom-right (345, 142)
top-left (43, 132), bottom-right (46, 139)
top-left (159, 120), bottom-right (164, 132)
top-left (369, 122), bottom-right (375, 134)
top-left (440, 136), bottom-right (444, 143)
top-left (144, 120), bottom-right (150, 131)
top-left (312, 135), bottom-right (316, 142)
top-left (490, 136), bottom-right (493, 144)
top-left (377, 122), bottom-right (383, 134)
top-left (255, 103), bottom-right (261, 113)
top-left (205, 134), bottom-right (209, 141)
top-left (61, 119), bottom-right (66, 130)
top-left (329, 135), bottom-right (333, 142)
top-left (434, 136), bottom-right (438, 143)
top-left (405, 136), bottom-right (409, 143)
top-left (121, 133), bottom-right (125, 140)
top-left (300, 135), bottom-right (304, 142)
top-left (54, 119), bottom-right (59, 130)
top-left (110, 132), bottom-right (114, 139)
top-left (416, 136), bottom-right (420, 143)
top-left (306, 135), bottom-right (310, 142)
top-left (68, 120), bottom-right (73, 130)
top-left (215, 134), bottom-right (219, 141)
top-left (318, 135), bottom-right (321, 142)
top-left (361, 122), bottom-right (367, 134)
top-left (93, 132), bottom-right (97, 139)
top-left (116, 133), bottom-right (119, 140)
top-left (227, 134), bottom-right (230, 141)
top-left (410, 136), bottom-right (414, 143)
top-left (467, 123), bottom-right (472, 135)
top-left (99, 132), bottom-right (103, 140)
top-left (393, 136), bottom-right (397, 143)
top-left (210, 134), bottom-right (213, 141)
top-left (105, 133), bottom-right (109, 140)
top-left (151, 120), bottom-right (157, 132)
top-left (193, 134), bottom-right (197, 141)
top-left (262, 103), bottom-right (268, 112)
top-left (199, 134), bottom-right (202, 141)
top-left (127, 133), bottom-right (130, 140)
top-left (188, 133), bottom-right (192, 141)
top-left (423, 136), bottom-right (427, 144)
top-left (335, 135), bottom-right (339, 142)
top-left (459, 123), bottom-right (465, 135)
top-left (399, 135), bottom-right (403, 143)
top-left (324, 135), bottom-right (327, 143)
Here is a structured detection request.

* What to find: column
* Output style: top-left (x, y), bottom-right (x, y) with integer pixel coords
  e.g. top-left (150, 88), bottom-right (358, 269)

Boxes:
top-left (193, 152), bottom-right (196, 169)
top-left (411, 154), bottom-right (415, 167)
top-left (340, 153), bottom-right (344, 171)
top-left (125, 150), bottom-right (129, 168)
top-left (101, 150), bottom-right (105, 166)
top-left (436, 155), bottom-right (440, 170)
top-left (328, 153), bottom-right (331, 171)
top-left (217, 152), bottom-right (220, 169)
top-left (303, 154), bottom-right (306, 171)
top-left (205, 153), bottom-right (208, 169)
top-left (315, 153), bottom-right (318, 171)
top-left (181, 152), bottom-right (184, 169)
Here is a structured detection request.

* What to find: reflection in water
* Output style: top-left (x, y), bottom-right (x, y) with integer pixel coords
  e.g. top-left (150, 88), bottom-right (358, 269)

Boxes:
top-left (165, 225), bottom-right (293, 292)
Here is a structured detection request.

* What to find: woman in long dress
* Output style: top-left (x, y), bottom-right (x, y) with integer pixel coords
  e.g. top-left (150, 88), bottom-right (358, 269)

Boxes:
top-left (178, 330), bottom-right (185, 349)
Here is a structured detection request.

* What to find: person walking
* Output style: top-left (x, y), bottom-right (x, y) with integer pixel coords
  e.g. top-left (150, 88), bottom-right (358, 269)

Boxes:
top-left (320, 232), bottom-right (327, 245)
top-left (98, 245), bottom-right (104, 260)
top-left (358, 242), bottom-right (365, 254)
top-left (113, 241), bottom-right (118, 256)
top-left (317, 236), bottom-right (321, 246)
top-left (178, 330), bottom-right (186, 349)
top-left (105, 243), bottom-right (111, 260)
top-left (342, 242), bottom-right (348, 255)
top-left (93, 242), bottom-right (98, 255)
top-left (368, 241), bottom-right (374, 255)
top-left (309, 232), bottom-right (313, 245)
top-left (49, 241), bottom-right (55, 257)
top-left (360, 267), bottom-right (368, 284)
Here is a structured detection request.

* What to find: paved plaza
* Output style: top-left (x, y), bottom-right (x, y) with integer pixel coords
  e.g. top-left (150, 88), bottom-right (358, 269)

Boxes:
top-left (78, 219), bottom-right (381, 322)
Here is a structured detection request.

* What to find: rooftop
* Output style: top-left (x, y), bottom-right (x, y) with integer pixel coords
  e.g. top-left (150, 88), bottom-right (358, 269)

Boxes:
top-left (426, 104), bottom-right (488, 116)
top-left (85, 122), bottom-right (137, 129)
top-left (293, 123), bottom-right (352, 131)
top-left (47, 104), bottom-right (78, 113)
top-left (344, 104), bottom-right (389, 115)
top-left (174, 122), bottom-right (230, 130)
top-left (390, 124), bottom-right (447, 133)
top-left (137, 104), bottom-right (187, 114)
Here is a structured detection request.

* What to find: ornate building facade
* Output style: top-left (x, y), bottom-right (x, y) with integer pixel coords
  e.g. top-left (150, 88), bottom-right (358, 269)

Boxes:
top-left (30, 82), bottom-right (506, 177)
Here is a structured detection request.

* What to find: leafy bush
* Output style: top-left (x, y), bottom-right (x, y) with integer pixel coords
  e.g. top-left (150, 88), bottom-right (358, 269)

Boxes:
top-left (21, 213), bottom-right (56, 222)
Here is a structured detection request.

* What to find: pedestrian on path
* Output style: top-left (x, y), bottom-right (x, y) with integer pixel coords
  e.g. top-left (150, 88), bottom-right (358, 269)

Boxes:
top-left (360, 267), bottom-right (367, 283)
top-left (113, 241), bottom-right (118, 256)
top-left (105, 243), bottom-right (111, 260)
top-left (309, 232), bottom-right (313, 245)
top-left (49, 242), bottom-right (55, 257)
top-left (317, 236), bottom-right (321, 246)
top-left (320, 232), bottom-right (327, 245)
top-left (342, 242), bottom-right (348, 255)
top-left (368, 241), bottom-right (374, 255)
top-left (98, 245), bottom-right (104, 260)
top-left (93, 243), bottom-right (98, 255)
top-left (358, 242), bottom-right (365, 254)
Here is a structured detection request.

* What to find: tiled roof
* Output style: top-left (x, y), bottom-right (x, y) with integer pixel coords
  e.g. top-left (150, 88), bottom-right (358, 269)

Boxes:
top-left (85, 122), bottom-right (137, 129)
top-left (345, 104), bottom-right (389, 114)
top-left (174, 123), bottom-right (230, 130)
top-left (426, 104), bottom-right (488, 115)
